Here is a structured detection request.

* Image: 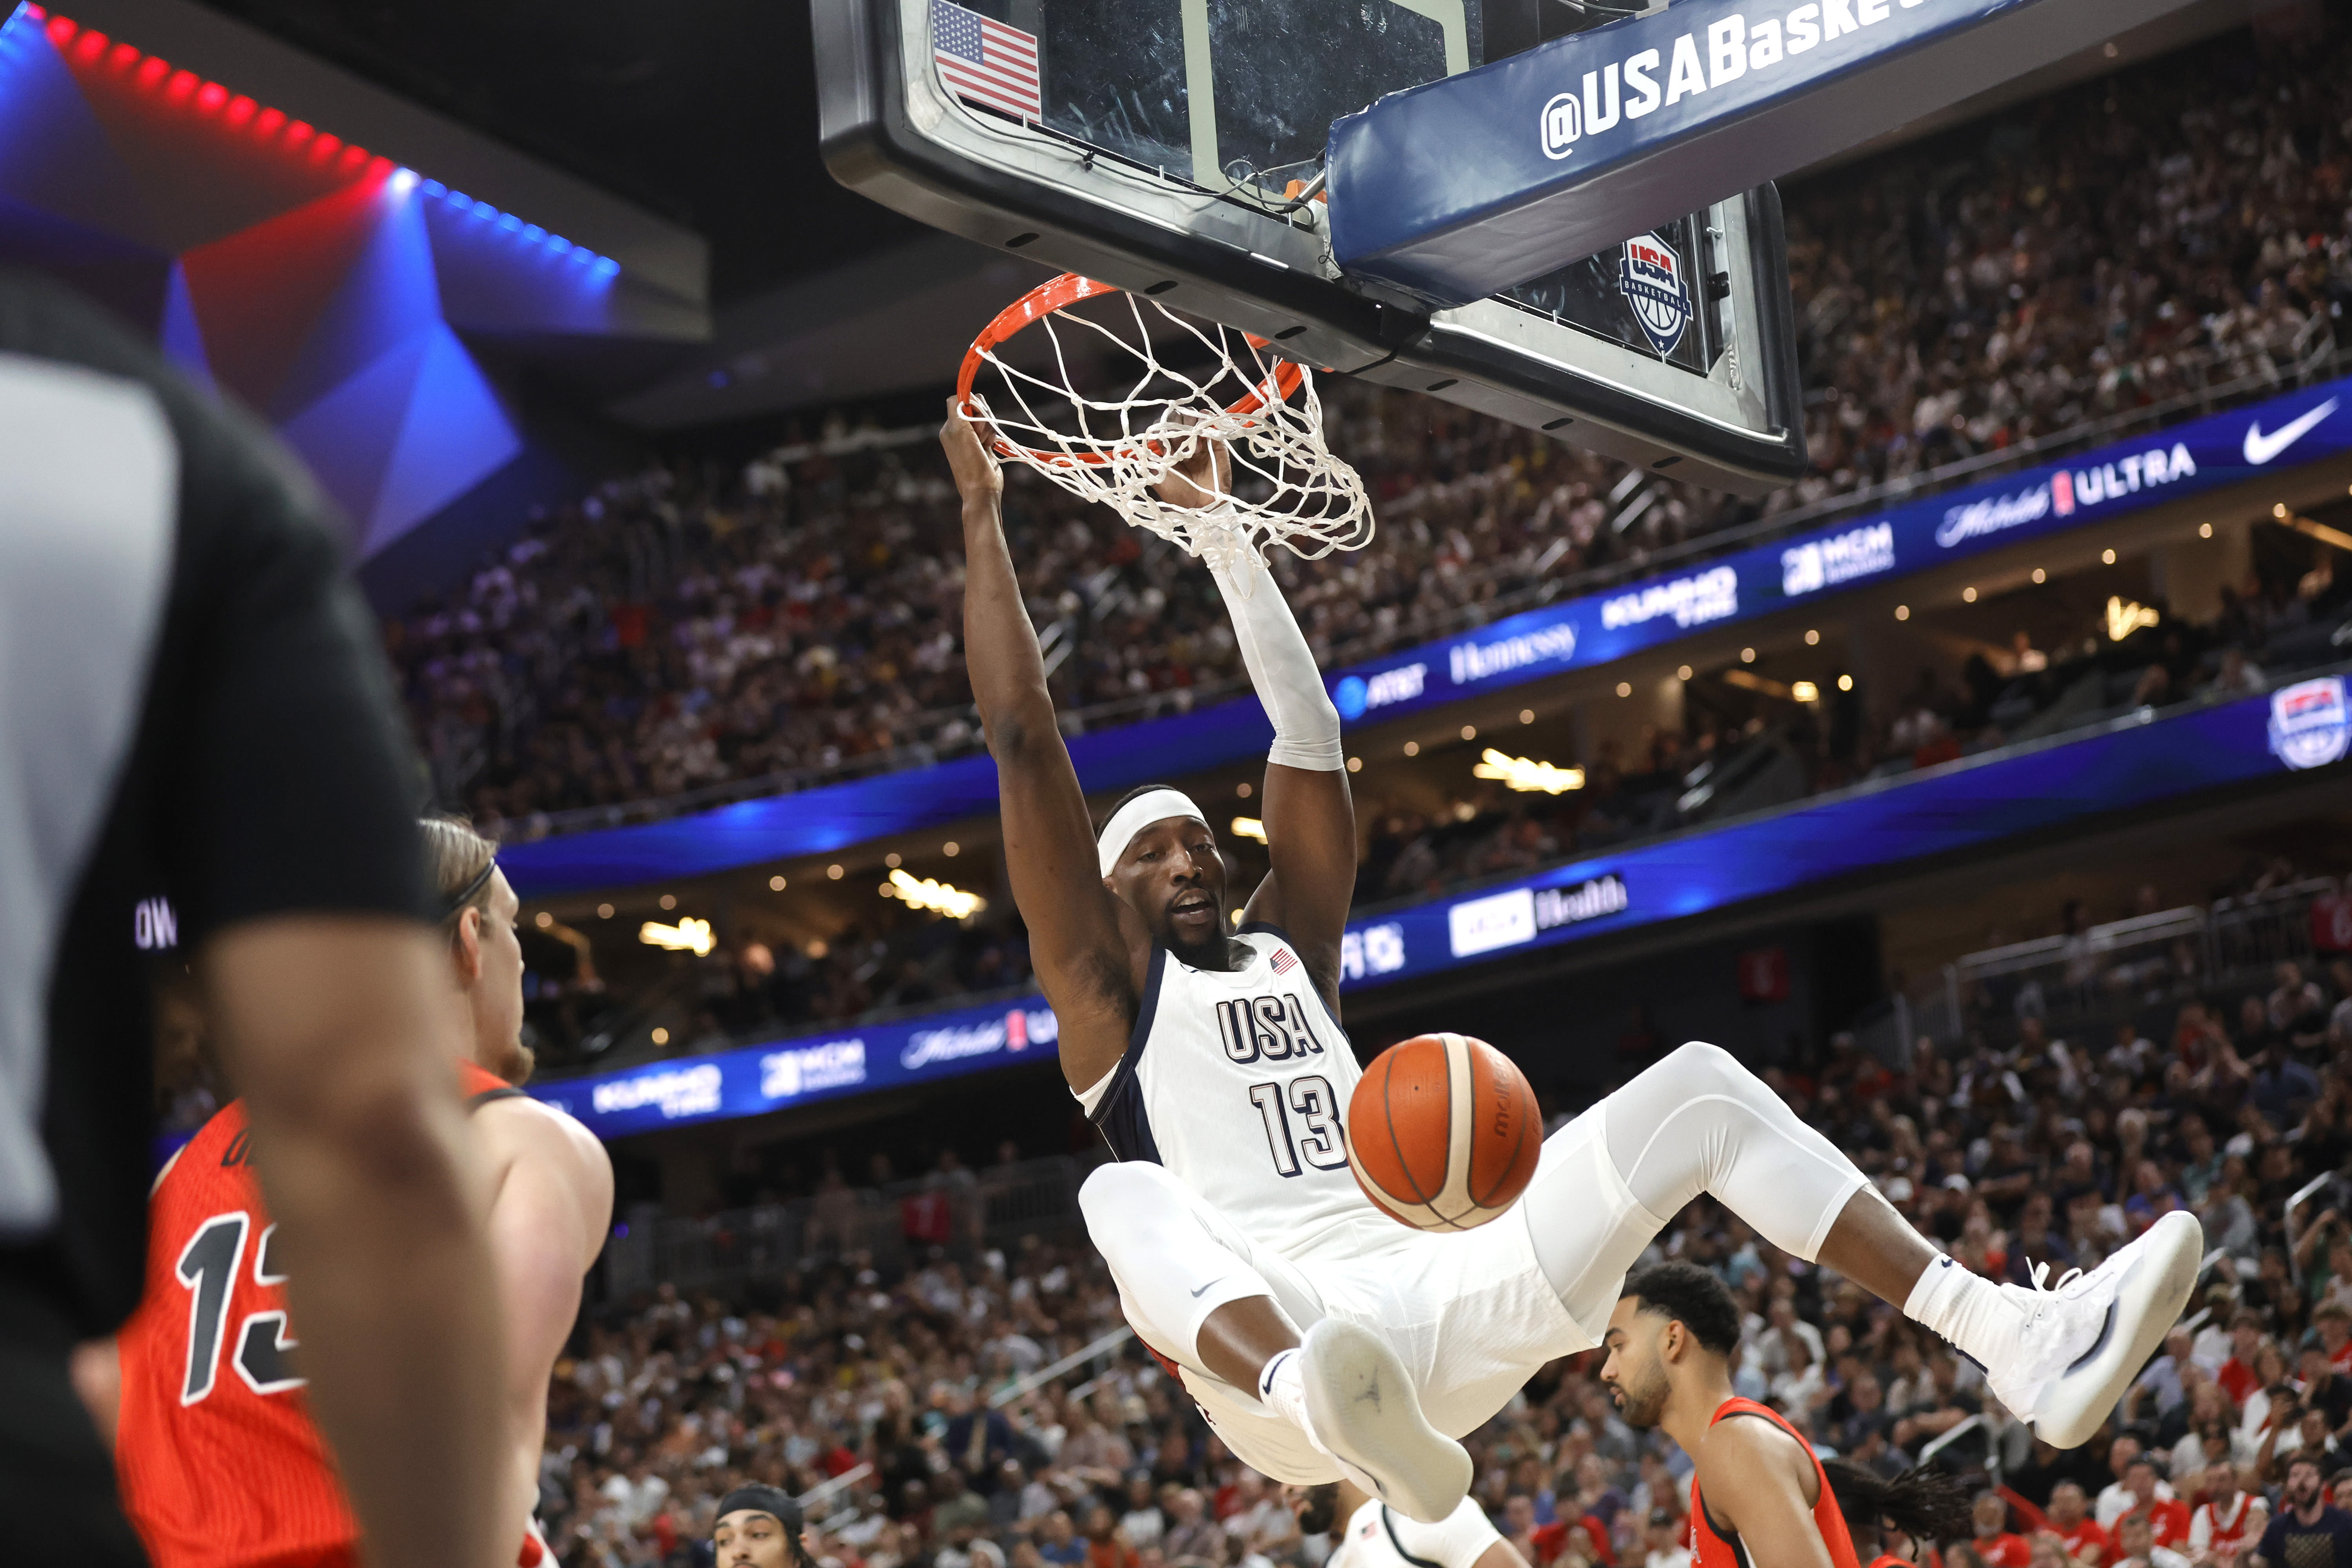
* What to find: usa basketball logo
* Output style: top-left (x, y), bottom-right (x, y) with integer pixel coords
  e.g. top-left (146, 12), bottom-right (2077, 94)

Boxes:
top-left (1619, 234), bottom-right (1691, 357)
top-left (2269, 676), bottom-right (2351, 770)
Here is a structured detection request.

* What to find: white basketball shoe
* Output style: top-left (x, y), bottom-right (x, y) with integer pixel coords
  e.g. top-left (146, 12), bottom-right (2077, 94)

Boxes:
top-left (1294, 1318), bottom-right (1471, 1524)
top-left (1985, 1209), bottom-right (2203, 1448)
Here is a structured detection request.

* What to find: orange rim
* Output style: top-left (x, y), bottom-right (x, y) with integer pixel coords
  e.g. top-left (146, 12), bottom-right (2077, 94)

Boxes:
top-left (955, 272), bottom-right (1305, 467)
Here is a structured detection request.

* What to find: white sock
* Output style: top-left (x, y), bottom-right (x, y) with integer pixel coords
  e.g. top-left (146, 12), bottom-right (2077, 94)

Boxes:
top-left (1257, 1349), bottom-right (1330, 1454)
top-left (1904, 1252), bottom-right (2023, 1371)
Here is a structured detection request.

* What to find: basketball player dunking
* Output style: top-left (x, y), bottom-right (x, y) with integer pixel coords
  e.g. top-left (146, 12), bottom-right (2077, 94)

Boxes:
top-left (943, 403), bottom-right (2200, 1523)
top-left (108, 817), bottom-right (612, 1568)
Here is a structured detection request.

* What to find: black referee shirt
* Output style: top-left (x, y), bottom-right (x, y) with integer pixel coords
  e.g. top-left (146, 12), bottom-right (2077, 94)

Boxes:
top-left (0, 270), bottom-right (432, 1338)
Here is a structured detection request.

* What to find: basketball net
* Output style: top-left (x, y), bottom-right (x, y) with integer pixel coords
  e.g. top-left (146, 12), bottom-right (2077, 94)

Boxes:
top-left (957, 274), bottom-right (1373, 581)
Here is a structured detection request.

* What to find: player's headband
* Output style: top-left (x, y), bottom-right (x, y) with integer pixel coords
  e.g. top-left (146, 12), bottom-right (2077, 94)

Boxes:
top-left (441, 859), bottom-right (497, 922)
top-left (1096, 789), bottom-right (1209, 877)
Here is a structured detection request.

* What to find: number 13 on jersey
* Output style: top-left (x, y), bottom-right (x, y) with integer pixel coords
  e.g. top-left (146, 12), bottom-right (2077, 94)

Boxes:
top-left (1249, 1075), bottom-right (1347, 1176)
top-left (177, 1210), bottom-right (304, 1404)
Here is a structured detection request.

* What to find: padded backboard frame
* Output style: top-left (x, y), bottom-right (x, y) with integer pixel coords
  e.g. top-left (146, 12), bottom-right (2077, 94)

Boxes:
top-left (813, 0), bottom-right (1807, 494)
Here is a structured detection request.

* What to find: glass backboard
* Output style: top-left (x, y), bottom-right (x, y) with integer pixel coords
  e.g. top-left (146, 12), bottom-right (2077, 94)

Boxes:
top-left (814, 0), bottom-right (1806, 494)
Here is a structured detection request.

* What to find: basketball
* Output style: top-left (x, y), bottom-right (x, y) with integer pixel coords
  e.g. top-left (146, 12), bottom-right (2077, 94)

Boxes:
top-left (1345, 1033), bottom-right (1542, 1232)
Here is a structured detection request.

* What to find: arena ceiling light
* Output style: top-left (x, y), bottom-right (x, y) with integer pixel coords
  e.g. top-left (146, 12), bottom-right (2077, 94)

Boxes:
top-left (2272, 505), bottom-right (2352, 555)
top-left (23, 5), bottom-right (618, 276)
top-left (2106, 597), bottom-right (2160, 642)
top-left (883, 869), bottom-right (985, 919)
top-left (1230, 817), bottom-right (1267, 842)
top-left (1471, 750), bottom-right (1585, 794)
top-left (639, 916), bottom-right (714, 955)
top-left (1720, 668), bottom-right (1791, 700)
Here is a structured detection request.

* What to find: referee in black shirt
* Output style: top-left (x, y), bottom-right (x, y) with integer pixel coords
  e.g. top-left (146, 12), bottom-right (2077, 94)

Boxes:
top-left (0, 270), bottom-right (509, 1567)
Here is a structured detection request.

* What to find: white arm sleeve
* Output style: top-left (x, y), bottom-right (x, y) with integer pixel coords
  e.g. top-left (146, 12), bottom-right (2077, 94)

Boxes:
top-left (1210, 550), bottom-right (1343, 772)
top-left (1372, 1498), bottom-right (1505, 1568)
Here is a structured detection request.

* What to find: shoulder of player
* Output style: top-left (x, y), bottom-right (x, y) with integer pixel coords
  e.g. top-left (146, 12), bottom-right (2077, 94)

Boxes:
top-left (153, 1100), bottom-right (252, 1194)
top-left (3, 273), bottom-right (335, 579)
top-left (475, 1093), bottom-right (612, 1187)
top-left (1694, 1410), bottom-right (1815, 1519)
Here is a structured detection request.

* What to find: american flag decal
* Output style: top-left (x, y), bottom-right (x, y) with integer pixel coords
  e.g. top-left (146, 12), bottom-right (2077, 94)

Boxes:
top-left (1270, 947), bottom-right (1298, 975)
top-left (932, 0), bottom-right (1042, 122)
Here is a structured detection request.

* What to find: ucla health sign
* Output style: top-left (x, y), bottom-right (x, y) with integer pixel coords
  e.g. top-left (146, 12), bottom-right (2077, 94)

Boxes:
top-left (530, 996), bottom-right (1058, 1139)
top-left (1329, 0), bottom-right (2205, 305)
top-left (1323, 384), bottom-right (2352, 729)
top-left (1336, 678), bottom-right (2343, 993)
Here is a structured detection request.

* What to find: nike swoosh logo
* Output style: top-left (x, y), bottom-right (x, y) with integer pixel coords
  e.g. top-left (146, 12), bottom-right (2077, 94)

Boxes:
top-left (1191, 1277), bottom-right (1224, 1298)
top-left (2243, 398), bottom-right (2339, 465)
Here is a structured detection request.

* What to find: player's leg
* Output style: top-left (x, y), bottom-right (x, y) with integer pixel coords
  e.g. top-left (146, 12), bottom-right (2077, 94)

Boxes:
top-left (1079, 1162), bottom-right (1470, 1521)
top-left (1078, 1160), bottom-right (1300, 1376)
top-left (1523, 1040), bottom-right (2200, 1447)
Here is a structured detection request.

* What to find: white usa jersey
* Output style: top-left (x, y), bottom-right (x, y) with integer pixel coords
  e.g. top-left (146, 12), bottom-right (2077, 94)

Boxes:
top-left (1332, 1497), bottom-right (1506, 1568)
top-left (1080, 928), bottom-right (1378, 1259)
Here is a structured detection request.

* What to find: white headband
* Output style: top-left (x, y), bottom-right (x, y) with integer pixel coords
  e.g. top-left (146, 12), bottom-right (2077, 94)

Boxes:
top-left (1097, 788), bottom-right (1209, 877)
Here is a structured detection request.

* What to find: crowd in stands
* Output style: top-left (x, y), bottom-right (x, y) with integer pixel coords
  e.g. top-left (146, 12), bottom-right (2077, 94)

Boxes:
top-left (496, 455), bottom-right (2352, 1073)
top-left (1350, 538), bottom-right (2348, 911)
top-left (393, 22), bottom-right (2352, 837)
top-left (536, 934), bottom-right (2352, 1568)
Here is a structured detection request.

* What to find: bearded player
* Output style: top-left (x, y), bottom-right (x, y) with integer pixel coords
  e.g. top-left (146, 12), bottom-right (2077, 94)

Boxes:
top-left (1601, 1263), bottom-right (1973, 1568)
top-left (109, 817), bottom-right (613, 1568)
top-left (943, 401), bottom-right (2199, 1523)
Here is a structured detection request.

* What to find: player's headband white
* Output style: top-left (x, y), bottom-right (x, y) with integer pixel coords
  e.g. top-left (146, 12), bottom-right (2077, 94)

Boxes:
top-left (1097, 789), bottom-right (1209, 878)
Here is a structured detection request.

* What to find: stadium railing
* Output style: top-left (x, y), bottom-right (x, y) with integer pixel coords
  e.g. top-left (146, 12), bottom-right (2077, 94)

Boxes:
top-left (1935, 876), bottom-right (2345, 1053)
top-left (600, 1154), bottom-right (1095, 1298)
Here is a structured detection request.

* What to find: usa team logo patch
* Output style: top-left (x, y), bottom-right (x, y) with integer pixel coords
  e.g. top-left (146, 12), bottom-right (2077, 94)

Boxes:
top-left (2269, 676), bottom-right (2352, 770)
top-left (1270, 947), bottom-right (1298, 975)
top-left (1620, 233), bottom-right (1691, 358)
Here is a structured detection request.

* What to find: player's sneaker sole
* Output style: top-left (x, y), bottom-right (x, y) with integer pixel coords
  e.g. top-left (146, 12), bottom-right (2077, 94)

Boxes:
top-left (1299, 1318), bottom-right (1470, 1524)
top-left (2031, 1209), bottom-right (2203, 1448)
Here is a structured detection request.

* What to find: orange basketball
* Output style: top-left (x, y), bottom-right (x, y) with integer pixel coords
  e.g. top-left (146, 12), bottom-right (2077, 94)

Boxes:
top-left (1345, 1032), bottom-right (1542, 1231)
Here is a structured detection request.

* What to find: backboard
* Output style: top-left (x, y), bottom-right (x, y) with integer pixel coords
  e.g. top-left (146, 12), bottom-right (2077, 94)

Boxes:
top-left (814, 0), bottom-right (1806, 494)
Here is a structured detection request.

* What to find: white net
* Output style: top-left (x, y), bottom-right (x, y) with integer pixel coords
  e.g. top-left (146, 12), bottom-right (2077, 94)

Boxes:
top-left (963, 281), bottom-right (1372, 579)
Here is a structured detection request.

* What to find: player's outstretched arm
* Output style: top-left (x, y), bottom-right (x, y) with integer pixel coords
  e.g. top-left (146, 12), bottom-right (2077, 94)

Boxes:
top-left (1155, 440), bottom-right (1356, 1005)
top-left (203, 917), bottom-right (508, 1568)
top-left (943, 400), bottom-right (1144, 1091)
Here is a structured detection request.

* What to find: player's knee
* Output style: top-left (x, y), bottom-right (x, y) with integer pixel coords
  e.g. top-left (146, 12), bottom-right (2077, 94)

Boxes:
top-left (1662, 1039), bottom-right (1746, 1093)
top-left (1079, 1160), bottom-right (1183, 1244)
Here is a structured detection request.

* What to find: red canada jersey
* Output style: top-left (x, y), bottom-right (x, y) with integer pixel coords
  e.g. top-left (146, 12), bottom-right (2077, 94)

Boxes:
top-left (1972, 1533), bottom-right (2031, 1568)
top-left (116, 1059), bottom-right (524, 1568)
top-left (1691, 1399), bottom-right (1862, 1568)
top-left (2192, 1495), bottom-right (2259, 1561)
top-left (2054, 1517), bottom-right (2110, 1564)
